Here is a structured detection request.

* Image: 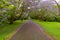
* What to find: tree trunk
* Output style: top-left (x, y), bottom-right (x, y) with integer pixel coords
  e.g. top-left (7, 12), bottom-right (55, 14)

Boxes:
top-left (54, 0), bottom-right (60, 16)
top-left (9, 15), bottom-right (14, 24)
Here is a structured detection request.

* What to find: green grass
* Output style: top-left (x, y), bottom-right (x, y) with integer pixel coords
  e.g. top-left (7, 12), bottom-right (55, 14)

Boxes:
top-left (1, 20), bottom-right (60, 40)
top-left (34, 20), bottom-right (60, 40)
top-left (0, 20), bottom-right (25, 40)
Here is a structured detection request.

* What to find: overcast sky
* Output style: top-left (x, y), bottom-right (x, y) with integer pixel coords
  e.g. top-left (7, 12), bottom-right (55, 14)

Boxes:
top-left (56, 0), bottom-right (60, 2)
top-left (42, 0), bottom-right (60, 3)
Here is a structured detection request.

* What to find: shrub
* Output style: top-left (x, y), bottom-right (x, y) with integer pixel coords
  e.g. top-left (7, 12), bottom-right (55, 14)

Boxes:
top-left (56, 16), bottom-right (60, 22)
top-left (44, 16), bottom-right (56, 22)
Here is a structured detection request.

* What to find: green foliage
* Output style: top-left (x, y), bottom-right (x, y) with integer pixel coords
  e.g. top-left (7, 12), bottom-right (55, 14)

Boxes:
top-left (29, 10), bottom-right (40, 19)
top-left (0, 0), bottom-right (24, 25)
top-left (29, 8), bottom-right (59, 22)
top-left (44, 16), bottom-right (56, 22)
top-left (56, 16), bottom-right (60, 22)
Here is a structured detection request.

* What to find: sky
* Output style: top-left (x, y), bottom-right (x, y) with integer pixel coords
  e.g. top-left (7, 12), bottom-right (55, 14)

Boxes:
top-left (42, 0), bottom-right (60, 3)
top-left (56, 0), bottom-right (60, 2)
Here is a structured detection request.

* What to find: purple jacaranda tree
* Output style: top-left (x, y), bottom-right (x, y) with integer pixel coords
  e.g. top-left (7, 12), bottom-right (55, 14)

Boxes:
top-left (19, 0), bottom-right (40, 19)
top-left (39, 0), bottom-right (59, 16)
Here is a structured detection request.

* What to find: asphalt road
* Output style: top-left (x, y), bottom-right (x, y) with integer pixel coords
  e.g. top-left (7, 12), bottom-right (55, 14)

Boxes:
top-left (10, 20), bottom-right (53, 40)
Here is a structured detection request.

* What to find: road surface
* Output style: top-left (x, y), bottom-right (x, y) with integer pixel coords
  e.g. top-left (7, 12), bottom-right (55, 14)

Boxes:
top-left (10, 20), bottom-right (53, 40)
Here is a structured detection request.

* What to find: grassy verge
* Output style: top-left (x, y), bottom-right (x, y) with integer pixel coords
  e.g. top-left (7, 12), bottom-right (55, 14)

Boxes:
top-left (34, 20), bottom-right (60, 40)
top-left (0, 20), bottom-right (25, 40)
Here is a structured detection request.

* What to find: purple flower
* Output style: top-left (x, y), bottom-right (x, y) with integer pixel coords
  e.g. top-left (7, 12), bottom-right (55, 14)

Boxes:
top-left (28, 0), bottom-right (31, 2)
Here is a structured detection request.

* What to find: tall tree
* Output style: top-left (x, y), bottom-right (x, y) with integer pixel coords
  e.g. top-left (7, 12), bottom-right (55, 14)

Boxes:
top-left (52, 0), bottom-right (60, 15)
